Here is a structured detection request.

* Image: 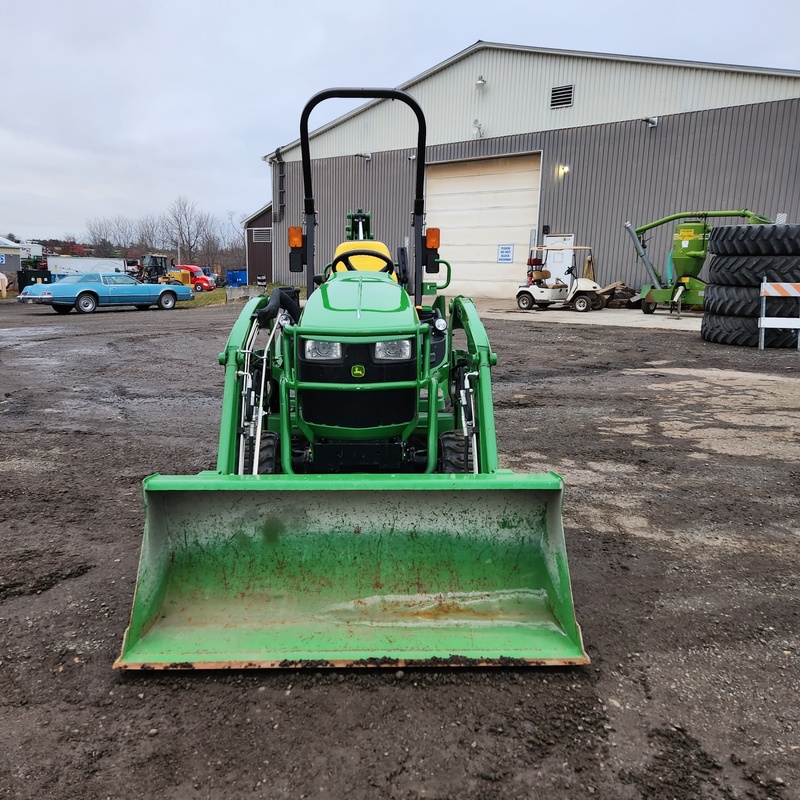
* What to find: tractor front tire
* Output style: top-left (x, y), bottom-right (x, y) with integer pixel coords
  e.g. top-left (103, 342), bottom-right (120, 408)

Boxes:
top-left (438, 431), bottom-right (472, 474)
top-left (244, 431), bottom-right (280, 474)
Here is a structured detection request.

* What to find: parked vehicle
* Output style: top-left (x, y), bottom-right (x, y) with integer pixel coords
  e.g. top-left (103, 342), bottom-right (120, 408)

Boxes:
top-left (47, 256), bottom-right (127, 277)
top-left (114, 87), bottom-right (588, 670)
top-left (173, 264), bottom-right (215, 292)
top-left (17, 272), bottom-right (194, 313)
top-left (516, 246), bottom-right (604, 311)
top-left (129, 254), bottom-right (172, 283)
top-left (201, 265), bottom-right (227, 287)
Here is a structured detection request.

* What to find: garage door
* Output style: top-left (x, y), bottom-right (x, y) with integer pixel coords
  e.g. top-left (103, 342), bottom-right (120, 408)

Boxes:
top-left (425, 154), bottom-right (540, 299)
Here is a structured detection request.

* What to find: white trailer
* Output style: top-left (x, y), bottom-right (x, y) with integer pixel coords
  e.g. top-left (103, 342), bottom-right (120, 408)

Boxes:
top-left (48, 256), bottom-right (127, 278)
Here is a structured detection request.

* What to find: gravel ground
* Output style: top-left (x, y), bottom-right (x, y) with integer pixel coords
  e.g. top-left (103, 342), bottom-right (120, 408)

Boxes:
top-left (0, 298), bottom-right (797, 800)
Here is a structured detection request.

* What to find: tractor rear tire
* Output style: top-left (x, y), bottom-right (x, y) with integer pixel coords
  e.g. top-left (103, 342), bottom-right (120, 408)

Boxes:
top-left (591, 294), bottom-right (606, 310)
top-left (701, 313), bottom-right (798, 348)
top-left (708, 224), bottom-right (800, 257)
top-left (438, 431), bottom-right (472, 474)
top-left (641, 301), bottom-right (657, 314)
top-left (706, 254), bottom-right (800, 287)
top-left (703, 284), bottom-right (798, 318)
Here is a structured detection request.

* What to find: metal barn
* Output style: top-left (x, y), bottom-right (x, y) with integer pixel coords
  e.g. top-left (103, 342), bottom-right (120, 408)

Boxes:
top-left (261, 42), bottom-right (800, 296)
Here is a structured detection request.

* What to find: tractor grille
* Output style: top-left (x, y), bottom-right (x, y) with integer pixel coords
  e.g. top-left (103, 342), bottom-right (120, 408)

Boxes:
top-left (298, 342), bottom-right (416, 428)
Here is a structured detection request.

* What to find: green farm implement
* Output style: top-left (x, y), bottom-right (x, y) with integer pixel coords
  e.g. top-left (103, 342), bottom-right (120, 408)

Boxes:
top-left (624, 210), bottom-right (772, 314)
top-left (115, 88), bottom-right (588, 669)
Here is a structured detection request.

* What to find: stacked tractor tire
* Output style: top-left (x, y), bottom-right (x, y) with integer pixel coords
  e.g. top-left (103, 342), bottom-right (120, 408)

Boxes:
top-left (701, 223), bottom-right (800, 347)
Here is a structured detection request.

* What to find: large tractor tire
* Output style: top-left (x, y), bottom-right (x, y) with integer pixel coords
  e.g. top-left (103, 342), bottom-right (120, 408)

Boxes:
top-left (706, 254), bottom-right (800, 287)
top-left (703, 284), bottom-right (799, 318)
top-left (701, 313), bottom-right (798, 348)
top-left (708, 224), bottom-right (800, 257)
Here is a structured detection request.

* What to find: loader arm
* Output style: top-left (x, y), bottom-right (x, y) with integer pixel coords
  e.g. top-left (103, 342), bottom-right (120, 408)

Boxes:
top-left (450, 296), bottom-right (499, 474)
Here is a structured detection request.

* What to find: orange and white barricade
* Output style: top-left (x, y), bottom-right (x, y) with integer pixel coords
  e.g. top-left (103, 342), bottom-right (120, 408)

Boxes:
top-left (759, 279), bottom-right (800, 350)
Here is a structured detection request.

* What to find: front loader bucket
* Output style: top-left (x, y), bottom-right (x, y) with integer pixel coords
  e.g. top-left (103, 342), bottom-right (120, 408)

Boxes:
top-left (115, 472), bottom-right (588, 669)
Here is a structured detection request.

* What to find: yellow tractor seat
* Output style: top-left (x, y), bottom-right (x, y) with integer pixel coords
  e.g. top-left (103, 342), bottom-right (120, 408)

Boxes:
top-left (331, 240), bottom-right (397, 282)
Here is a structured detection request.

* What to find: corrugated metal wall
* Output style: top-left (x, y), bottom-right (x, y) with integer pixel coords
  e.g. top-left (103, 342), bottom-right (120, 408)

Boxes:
top-left (273, 148), bottom-right (417, 282)
top-left (272, 98), bottom-right (800, 291)
top-left (245, 206), bottom-right (273, 282)
top-left (277, 47), bottom-right (800, 160)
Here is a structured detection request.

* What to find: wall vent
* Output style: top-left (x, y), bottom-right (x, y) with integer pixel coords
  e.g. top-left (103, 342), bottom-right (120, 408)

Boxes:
top-left (550, 85), bottom-right (574, 109)
top-left (252, 228), bottom-right (272, 243)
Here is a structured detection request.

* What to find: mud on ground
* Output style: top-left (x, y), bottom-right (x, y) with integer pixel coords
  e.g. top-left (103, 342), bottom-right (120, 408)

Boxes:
top-left (0, 300), bottom-right (797, 800)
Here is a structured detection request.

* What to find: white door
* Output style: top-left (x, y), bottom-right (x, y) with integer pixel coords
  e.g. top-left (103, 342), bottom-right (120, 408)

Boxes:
top-left (542, 234), bottom-right (574, 283)
top-left (425, 155), bottom-right (540, 299)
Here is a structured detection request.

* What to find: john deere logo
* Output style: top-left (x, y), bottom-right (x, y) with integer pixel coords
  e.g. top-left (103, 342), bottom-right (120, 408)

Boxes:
top-left (351, 365), bottom-right (366, 378)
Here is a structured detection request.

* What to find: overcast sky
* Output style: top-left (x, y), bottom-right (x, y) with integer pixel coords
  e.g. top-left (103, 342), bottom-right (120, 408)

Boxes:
top-left (3, 0), bottom-right (799, 242)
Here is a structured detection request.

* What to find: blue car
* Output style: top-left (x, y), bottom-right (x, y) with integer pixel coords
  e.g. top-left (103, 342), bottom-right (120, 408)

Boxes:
top-left (17, 272), bottom-right (195, 314)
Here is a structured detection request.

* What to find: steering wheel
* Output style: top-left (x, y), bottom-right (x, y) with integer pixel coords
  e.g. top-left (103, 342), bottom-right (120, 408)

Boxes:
top-left (330, 249), bottom-right (395, 274)
top-left (565, 265), bottom-right (575, 276)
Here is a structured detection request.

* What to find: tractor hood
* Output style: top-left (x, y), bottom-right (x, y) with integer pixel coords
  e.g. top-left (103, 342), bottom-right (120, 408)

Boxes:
top-left (299, 273), bottom-right (417, 335)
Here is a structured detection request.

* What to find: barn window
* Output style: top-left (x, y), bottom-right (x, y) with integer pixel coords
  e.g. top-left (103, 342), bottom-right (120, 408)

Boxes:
top-left (251, 228), bottom-right (272, 243)
top-left (550, 85), bottom-right (574, 109)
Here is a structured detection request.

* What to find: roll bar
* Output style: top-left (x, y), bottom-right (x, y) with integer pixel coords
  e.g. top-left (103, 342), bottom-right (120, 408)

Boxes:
top-left (298, 88), bottom-right (428, 304)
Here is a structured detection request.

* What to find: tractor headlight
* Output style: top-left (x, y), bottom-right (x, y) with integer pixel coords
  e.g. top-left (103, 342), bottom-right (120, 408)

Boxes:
top-left (304, 339), bottom-right (342, 360)
top-left (374, 339), bottom-right (412, 360)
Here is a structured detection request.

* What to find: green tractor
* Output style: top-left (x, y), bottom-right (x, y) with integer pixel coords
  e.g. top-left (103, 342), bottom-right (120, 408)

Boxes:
top-left (115, 88), bottom-right (588, 669)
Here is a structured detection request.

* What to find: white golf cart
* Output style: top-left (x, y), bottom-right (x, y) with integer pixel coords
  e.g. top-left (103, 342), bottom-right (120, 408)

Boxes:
top-left (516, 245), bottom-right (604, 312)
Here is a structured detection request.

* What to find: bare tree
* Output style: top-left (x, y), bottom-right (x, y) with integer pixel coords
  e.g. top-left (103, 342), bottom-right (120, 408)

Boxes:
top-left (134, 214), bottom-right (167, 254)
top-left (109, 215), bottom-right (136, 252)
top-left (221, 211), bottom-right (247, 271)
top-left (197, 217), bottom-right (223, 271)
top-left (165, 196), bottom-right (213, 263)
top-left (82, 200), bottom-right (256, 271)
top-left (85, 217), bottom-right (114, 255)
